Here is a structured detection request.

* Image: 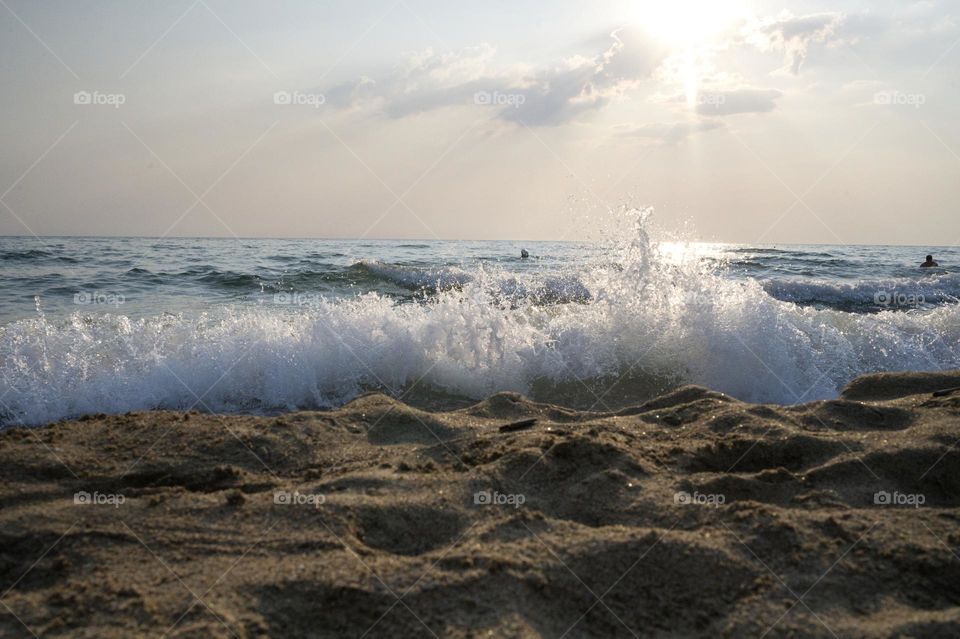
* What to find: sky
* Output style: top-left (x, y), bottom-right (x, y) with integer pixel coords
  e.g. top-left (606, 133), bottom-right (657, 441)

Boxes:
top-left (0, 0), bottom-right (958, 245)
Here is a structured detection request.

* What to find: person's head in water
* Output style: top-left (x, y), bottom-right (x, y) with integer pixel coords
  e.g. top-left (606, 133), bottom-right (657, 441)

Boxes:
top-left (520, 249), bottom-right (529, 259)
top-left (921, 254), bottom-right (938, 268)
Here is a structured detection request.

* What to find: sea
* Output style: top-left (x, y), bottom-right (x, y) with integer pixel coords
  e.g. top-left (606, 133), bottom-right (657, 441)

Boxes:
top-left (2, 212), bottom-right (959, 425)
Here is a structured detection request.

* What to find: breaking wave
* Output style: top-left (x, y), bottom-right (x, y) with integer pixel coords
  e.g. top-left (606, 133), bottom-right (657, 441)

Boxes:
top-left (1, 210), bottom-right (959, 425)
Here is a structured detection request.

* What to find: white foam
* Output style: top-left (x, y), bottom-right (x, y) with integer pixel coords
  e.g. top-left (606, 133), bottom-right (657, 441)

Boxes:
top-left (2, 210), bottom-right (959, 425)
top-left (360, 260), bottom-right (591, 304)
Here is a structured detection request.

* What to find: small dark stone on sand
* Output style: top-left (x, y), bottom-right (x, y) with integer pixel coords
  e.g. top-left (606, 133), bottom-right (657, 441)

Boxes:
top-left (225, 490), bottom-right (245, 507)
top-left (499, 418), bottom-right (537, 433)
top-left (932, 386), bottom-right (960, 397)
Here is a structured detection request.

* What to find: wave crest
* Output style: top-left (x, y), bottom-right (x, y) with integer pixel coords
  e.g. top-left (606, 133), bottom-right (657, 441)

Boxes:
top-left (2, 210), bottom-right (959, 425)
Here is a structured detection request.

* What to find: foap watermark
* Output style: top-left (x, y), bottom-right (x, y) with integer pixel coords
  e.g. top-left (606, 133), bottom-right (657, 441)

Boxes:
top-left (874, 290), bottom-right (925, 308)
top-left (874, 90), bottom-right (926, 109)
top-left (474, 90), bottom-right (526, 108)
top-left (674, 490), bottom-right (725, 507)
top-left (73, 90), bottom-right (126, 109)
top-left (74, 290), bottom-right (125, 307)
top-left (74, 491), bottom-right (125, 508)
top-left (697, 92), bottom-right (727, 109)
top-left (273, 292), bottom-right (324, 307)
top-left (273, 90), bottom-right (326, 109)
top-left (273, 490), bottom-right (326, 507)
top-left (874, 490), bottom-right (925, 508)
top-left (474, 490), bottom-right (526, 509)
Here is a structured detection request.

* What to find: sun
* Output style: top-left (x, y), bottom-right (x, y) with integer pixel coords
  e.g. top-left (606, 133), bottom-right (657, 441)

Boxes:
top-left (629, 0), bottom-right (746, 108)
top-left (631, 0), bottom-right (745, 47)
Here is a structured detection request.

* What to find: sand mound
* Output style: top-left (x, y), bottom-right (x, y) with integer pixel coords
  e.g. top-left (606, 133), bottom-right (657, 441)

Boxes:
top-left (2, 370), bottom-right (960, 637)
top-left (841, 370), bottom-right (960, 401)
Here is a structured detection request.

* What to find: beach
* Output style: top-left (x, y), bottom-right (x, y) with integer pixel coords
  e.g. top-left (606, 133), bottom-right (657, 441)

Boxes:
top-left (4, 0), bottom-right (960, 635)
top-left (2, 369), bottom-right (959, 638)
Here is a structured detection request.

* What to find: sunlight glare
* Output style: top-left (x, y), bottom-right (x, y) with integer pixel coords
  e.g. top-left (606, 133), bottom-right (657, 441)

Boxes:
top-left (632, 0), bottom-right (744, 47)
top-left (631, 1), bottom-right (746, 109)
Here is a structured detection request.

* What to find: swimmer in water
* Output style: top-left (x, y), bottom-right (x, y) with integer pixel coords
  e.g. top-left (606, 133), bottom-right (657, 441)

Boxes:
top-left (521, 249), bottom-right (530, 259)
top-left (920, 254), bottom-right (938, 268)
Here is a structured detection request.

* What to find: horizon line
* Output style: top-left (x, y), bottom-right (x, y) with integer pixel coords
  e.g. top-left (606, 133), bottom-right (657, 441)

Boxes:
top-left (0, 234), bottom-right (953, 249)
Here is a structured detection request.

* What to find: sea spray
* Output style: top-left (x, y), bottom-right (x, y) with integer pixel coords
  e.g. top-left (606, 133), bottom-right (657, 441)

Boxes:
top-left (1, 212), bottom-right (959, 425)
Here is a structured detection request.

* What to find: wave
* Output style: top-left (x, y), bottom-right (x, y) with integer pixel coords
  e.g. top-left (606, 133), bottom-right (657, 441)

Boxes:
top-left (197, 270), bottom-right (264, 289)
top-left (2, 210), bottom-right (959, 425)
top-left (355, 261), bottom-right (474, 291)
top-left (1, 249), bottom-right (79, 264)
top-left (355, 261), bottom-right (591, 304)
top-left (1, 249), bottom-right (52, 261)
top-left (730, 247), bottom-right (837, 258)
top-left (761, 274), bottom-right (960, 310)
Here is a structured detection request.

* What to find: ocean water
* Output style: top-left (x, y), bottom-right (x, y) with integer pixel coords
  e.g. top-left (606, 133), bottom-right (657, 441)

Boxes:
top-left (2, 211), bottom-right (959, 425)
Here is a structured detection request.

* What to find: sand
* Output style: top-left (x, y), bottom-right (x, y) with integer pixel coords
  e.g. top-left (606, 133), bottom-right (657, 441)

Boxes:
top-left (2, 371), bottom-right (960, 638)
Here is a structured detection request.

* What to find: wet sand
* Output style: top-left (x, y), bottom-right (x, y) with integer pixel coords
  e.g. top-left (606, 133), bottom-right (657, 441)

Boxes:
top-left (2, 371), bottom-right (960, 637)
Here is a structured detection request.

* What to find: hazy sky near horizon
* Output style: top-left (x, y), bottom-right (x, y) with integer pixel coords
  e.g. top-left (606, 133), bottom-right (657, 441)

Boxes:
top-left (1, 0), bottom-right (958, 244)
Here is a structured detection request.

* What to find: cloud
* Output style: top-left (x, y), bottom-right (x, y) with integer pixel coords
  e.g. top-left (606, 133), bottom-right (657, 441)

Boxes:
top-left (321, 29), bottom-right (668, 126)
top-left (616, 120), bottom-right (724, 144)
top-left (314, 11), bottom-right (853, 128)
top-left (321, 44), bottom-right (499, 115)
top-left (746, 12), bottom-right (846, 74)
